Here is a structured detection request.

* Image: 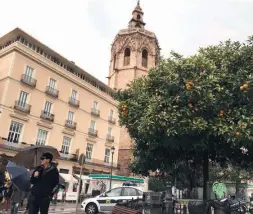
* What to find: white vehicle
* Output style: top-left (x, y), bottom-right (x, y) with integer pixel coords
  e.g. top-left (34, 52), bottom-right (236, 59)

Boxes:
top-left (81, 186), bottom-right (143, 214)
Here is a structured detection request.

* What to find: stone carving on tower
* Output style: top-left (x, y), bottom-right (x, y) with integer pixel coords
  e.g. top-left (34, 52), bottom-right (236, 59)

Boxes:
top-left (108, 1), bottom-right (160, 176)
top-left (108, 0), bottom-right (160, 90)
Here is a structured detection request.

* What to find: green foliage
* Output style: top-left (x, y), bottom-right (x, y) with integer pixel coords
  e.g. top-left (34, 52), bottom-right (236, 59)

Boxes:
top-left (148, 176), bottom-right (169, 192)
top-left (115, 36), bottom-right (253, 181)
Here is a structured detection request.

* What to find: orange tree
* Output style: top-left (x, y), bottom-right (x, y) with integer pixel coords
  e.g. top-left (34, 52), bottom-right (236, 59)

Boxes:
top-left (115, 37), bottom-right (253, 199)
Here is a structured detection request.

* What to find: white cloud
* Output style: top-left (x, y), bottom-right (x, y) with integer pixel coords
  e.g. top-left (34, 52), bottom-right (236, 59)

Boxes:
top-left (0, 0), bottom-right (253, 83)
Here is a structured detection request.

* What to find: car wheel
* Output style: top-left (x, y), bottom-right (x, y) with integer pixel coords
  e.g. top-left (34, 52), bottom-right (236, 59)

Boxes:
top-left (85, 203), bottom-right (98, 214)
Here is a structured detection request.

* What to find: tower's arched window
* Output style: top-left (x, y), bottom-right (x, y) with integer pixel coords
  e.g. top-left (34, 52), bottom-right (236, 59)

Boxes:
top-left (113, 54), bottom-right (116, 69)
top-left (137, 14), bottom-right (141, 20)
top-left (124, 48), bottom-right (131, 66)
top-left (142, 49), bottom-right (148, 67)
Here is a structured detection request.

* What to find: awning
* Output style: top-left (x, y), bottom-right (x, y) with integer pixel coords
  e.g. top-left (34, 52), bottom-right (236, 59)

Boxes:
top-left (88, 174), bottom-right (144, 183)
top-left (60, 173), bottom-right (78, 183)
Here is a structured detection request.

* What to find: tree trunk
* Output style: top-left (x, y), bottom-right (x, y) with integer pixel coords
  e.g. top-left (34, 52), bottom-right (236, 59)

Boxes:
top-left (203, 154), bottom-right (209, 200)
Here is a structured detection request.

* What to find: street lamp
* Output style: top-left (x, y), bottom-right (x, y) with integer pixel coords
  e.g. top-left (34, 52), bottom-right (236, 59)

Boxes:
top-left (109, 146), bottom-right (115, 190)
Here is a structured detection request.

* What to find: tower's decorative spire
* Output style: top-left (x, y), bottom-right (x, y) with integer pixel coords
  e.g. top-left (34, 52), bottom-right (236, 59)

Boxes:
top-left (128, 0), bottom-right (145, 29)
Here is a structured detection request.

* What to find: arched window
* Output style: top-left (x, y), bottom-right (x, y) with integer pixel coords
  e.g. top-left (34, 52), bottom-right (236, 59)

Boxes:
top-left (137, 14), bottom-right (141, 20)
top-left (142, 49), bottom-right (148, 68)
top-left (124, 48), bottom-right (131, 66)
top-left (113, 54), bottom-right (116, 69)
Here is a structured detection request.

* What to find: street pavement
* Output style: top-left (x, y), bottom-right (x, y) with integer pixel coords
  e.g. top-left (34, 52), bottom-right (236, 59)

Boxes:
top-left (17, 203), bottom-right (84, 214)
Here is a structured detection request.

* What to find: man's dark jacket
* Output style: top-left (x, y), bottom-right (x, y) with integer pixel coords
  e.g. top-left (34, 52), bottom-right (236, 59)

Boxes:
top-left (30, 164), bottom-right (59, 198)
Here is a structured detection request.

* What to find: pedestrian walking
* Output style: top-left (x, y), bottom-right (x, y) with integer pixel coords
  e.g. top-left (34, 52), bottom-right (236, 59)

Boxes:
top-left (28, 152), bottom-right (59, 214)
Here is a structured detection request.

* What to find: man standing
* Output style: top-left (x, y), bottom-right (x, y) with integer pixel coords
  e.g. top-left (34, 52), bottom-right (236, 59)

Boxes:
top-left (29, 153), bottom-right (59, 214)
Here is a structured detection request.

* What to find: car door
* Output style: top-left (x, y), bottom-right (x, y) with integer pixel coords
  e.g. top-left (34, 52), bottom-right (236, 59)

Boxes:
top-left (121, 187), bottom-right (140, 201)
top-left (97, 187), bottom-right (123, 212)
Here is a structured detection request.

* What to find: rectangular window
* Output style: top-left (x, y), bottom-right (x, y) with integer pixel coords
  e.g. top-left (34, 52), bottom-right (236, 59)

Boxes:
top-left (25, 66), bottom-right (34, 77)
top-left (36, 129), bottom-right (48, 146)
top-left (86, 143), bottom-right (93, 160)
top-left (107, 127), bottom-right (112, 136)
top-left (49, 78), bottom-right (56, 89)
top-left (7, 121), bottom-right (23, 143)
top-left (90, 120), bottom-right (95, 130)
top-left (71, 90), bottom-right (77, 99)
top-left (44, 101), bottom-right (52, 114)
top-left (68, 111), bottom-right (74, 121)
top-left (109, 109), bottom-right (114, 118)
top-left (61, 136), bottom-right (71, 154)
top-left (104, 148), bottom-right (111, 164)
top-left (93, 101), bottom-right (98, 109)
top-left (18, 91), bottom-right (28, 107)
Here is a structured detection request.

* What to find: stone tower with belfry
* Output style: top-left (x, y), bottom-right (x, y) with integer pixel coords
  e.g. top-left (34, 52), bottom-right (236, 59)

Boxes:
top-left (108, 1), bottom-right (160, 176)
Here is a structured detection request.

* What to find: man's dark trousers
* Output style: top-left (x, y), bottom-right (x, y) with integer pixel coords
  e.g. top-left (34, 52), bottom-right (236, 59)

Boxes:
top-left (28, 195), bottom-right (50, 214)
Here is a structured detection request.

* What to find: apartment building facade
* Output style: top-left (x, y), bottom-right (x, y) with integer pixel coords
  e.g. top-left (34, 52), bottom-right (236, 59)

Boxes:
top-left (0, 28), bottom-right (119, 175)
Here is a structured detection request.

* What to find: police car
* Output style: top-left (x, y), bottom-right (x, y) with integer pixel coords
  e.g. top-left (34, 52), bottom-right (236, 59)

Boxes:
top-left (81, 186), bottom-right (143, 214)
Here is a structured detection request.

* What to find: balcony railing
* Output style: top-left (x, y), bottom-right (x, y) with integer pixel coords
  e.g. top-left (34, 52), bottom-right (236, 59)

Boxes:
top-left (91, 108), bottom-right (100, 117)
top-left (106, 135), bottom-right (114, 142)
top-left (20, 74), bottom-right (37, 87)
top-left (69, 97), bottom-right (80, 107)
top-left (65, 120), bottom-right (77, 130)
top-left (59, 152), bottom-right (78, 162)
top-left (40, 111), bottom-right (54, 122)
top-left (0, 138), bottom-right (29, 152)
top-left (45, 86), bottom-right (59, 98)
top-left (73, 158), bottom-right (119, 171)
top-left (108, 116), bottom-right (116, 124)
top-left (88, 128), bottom-right (98, 137)
top-left (14, 101), bottom-right (31, 114)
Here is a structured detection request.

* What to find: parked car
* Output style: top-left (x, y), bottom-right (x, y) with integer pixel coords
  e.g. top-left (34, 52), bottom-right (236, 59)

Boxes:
top-left (81, 186), bottom-right (143, 214)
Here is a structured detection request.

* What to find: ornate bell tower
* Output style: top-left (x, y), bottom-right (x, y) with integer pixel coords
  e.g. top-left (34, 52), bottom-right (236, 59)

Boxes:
top-left (108, 0), bottom-right (160, 90)
top-left (108, 1), bottom-right (160, 176)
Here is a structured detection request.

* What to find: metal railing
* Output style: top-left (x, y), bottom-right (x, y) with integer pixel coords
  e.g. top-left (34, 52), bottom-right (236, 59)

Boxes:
top-left (88, 128), bottom-right (98, 137)
top-left (108, 116), bottom-right (116, 124)
top-left (65, 120), bottom-right (77, 130)
top-left (91, 108), bottom-right (100, 117)
top-left (14, 101), bottom-right (31, 113)
top-left (20, 74), bottom-right (37, 87)
top-left (40, 111), bottom-right (55, 122)
top-left (106, 135), bottom-right (114, 142)
top-left (45, 86), bottom-right (59, 98)
top-left (69, 97), bottom-right (80, 107)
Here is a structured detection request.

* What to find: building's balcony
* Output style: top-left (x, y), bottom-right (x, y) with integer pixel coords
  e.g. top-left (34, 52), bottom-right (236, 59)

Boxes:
top-left (108, 116), bottom-right (116, 124)
top-left (40, 111), bottom-right (54, 122)
top-left (69, 97), bottom-right (80, 108)
top-left (88, 128), bottom-right (98, 137)
top-left (73, 158), bottom-right (119, 173)
top-left (14, 101), bottom-right (31, 114)
top-left (65, 120), bottom-right (77, 130)
top-left (59, 152), bottom-right (78, 162)
top-left (45, 86), bottom-right (59, 98)
top-left (20, 74), bottom-right (37, 88)
top-left (91, 108), bottom-right (100, 117)
top-left (0, 138), bottom-right (29, 152)
top-left (106, 135), bottom-right (114, 143)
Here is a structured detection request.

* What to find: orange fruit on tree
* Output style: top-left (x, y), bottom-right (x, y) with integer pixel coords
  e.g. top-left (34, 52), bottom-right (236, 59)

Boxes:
top-left (240, 86), bottom-right (244, 90)
top-left (243, 84), bottom-right (248, 90)
top-left (235, 132), bottom-right (241, 137)
top-left (188, 103), bottom-right (193, 108)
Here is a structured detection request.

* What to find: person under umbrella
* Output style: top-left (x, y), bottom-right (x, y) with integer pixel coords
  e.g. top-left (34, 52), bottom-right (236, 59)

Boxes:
top-left (28, 152), bottom-right (59, 214)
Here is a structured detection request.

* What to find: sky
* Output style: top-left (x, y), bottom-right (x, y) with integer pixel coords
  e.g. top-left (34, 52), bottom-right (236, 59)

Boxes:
top-left (0, 0), bottom-right (253, 83)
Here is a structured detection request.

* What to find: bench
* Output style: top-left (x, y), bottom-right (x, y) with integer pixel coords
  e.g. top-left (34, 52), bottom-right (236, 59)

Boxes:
top-left (111, 205), bottom-right (140, 214)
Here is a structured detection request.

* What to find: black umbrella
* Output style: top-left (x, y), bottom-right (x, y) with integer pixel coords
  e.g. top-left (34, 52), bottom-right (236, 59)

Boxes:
top-left (12, 145), bottom-right (60, 168)
top-left (6, 161), bottom-right (30, 192)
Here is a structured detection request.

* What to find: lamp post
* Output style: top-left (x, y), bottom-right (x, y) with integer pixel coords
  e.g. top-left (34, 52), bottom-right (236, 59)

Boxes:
top-left (76, 154), bottom-right (85, 213)
top-left (109, 146), bottom-right (115, 190)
